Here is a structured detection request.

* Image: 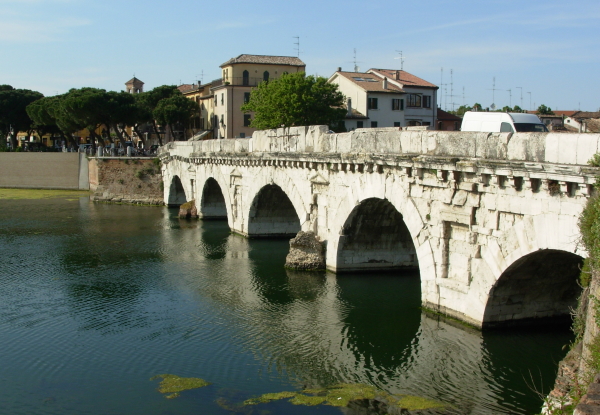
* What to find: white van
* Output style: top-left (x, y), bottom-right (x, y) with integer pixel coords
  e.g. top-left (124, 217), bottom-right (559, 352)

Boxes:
top-left (461, 111), bottom-right (548, 133)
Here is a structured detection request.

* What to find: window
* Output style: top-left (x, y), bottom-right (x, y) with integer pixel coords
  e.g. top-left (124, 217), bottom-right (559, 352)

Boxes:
top-left (263, 71), bottom-right (269, 82)
top-left (357, 121), bottom-right (363, 128)
top-left (239, 132), bottom-right (246, 138)
top-left (407, 94), bottom-right (422, 107)
top-left (368, 97), bottom-right (378, 110)
top-left (242, 70), bottom-right (249, 86)
top-left (423, 95), bottom-right (431, 108)
top-left (244, 114), bottom-right (251, 127)
top-left (422, 122), bottom-right (431, 126)
top-left (214, 95), bottom-right (217, 106)
top-left (220, 114), bottom-right (224, 125)
top-left (392, 98), bottom-right (404, 111)
top-left (407, 120), bottom-right (421, 126)
top-left (394, 122), bottom-right (401, 127)
top-left (221, 94), bottom-right (224, 105)
top-left (371, 121), bottom-right (378, 128)
top-left (244, 92), bottom-right (250, 104)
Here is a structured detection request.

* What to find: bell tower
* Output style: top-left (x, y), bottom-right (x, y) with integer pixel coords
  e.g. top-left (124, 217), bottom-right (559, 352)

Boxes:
top-left (125, 76), bottom-right (144, 94)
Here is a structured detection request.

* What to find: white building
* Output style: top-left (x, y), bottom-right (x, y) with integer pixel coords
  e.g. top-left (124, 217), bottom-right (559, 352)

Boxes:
top-left (328, 68), bottom-right (438, 130)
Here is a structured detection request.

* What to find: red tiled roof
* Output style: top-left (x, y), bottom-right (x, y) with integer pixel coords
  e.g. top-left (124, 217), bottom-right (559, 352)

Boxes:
top-left (178, 84), bottom-right (196, 93)
top-left (334, 71), bottom-right (404, 93)
top-left (527, 110), bottom-right (579, 117)
top-left (221, 54), bottom-right (305, 67)
top-left (368, 69), bottom-right (437, 89)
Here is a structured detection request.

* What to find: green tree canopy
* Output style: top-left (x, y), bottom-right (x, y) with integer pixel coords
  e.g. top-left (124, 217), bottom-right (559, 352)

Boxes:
top-left (153, 93), bottom-right (199, 140)
top-left (136, 85), bottom-right (180, 145)
top-left (241, 72), bottom-right (346, 131)
top-left (0, 86), bottom-right (43, 149)
top-left (537, 104), bottom-right (555, 115)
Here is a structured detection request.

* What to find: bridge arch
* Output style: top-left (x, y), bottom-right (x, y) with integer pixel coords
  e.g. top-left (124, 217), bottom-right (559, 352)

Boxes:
top-left (167, 175), bottom-right (187, 206)
top-left (483, 249), bottom-right (583, 327)
top-left (244, 172), bottom-right (309, 237)
top-left (480, 213), bottom-right (585, 327)
top-left (199, 177), bottom-right (228, 219)
top-left (336, 197), bottom-right (419, 272)
top-left (247, 184), bottom-right (301, 237)
top-left (327, 176), bottom-right (436, 285)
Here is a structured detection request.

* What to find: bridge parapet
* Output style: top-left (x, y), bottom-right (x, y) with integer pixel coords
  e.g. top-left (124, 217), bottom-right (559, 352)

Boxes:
top-left (160, 125), bottom-right (600, 166)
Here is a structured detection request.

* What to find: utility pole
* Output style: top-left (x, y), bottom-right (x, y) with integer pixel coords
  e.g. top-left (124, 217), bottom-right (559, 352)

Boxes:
top-left (506, 89), bottom-right (512, 108)
top-left (527, 92), bottom-right (532, 111)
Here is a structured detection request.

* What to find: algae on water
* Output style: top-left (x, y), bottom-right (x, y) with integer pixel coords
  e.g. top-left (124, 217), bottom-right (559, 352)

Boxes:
top-left (244, 383), bottom-right (445, 411)
top-left (151, 374), bottom-right (211, 399)
top-left (0, 188), bottom-right (90, 200)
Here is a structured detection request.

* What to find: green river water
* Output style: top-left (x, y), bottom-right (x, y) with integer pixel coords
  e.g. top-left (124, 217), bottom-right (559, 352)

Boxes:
top-left (0, 193), bottom-right (571, 414)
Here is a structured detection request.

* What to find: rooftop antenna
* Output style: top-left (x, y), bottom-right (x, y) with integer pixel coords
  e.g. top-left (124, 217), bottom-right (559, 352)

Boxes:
top-left (506, 89), bottom-right (512, 108)
top-left (440, 68), bottom-right (447, 110)
top-left (450, 69), bottom-right (454, 111)
top-left (527, 91), bottom-right (532, 111)
top-left (516, 87), bottom-right (523, 108)
top-left (462, 87), bottom-right (466, 106)
top-left (196, 71), bottom-right (204, 85)
top-left (487, 76), bottom-right (500, 110)
top-left (293, 36), bottom-right (300, 57)
top-left (394, 50), bottom-right (405, 70)
top-left (353, 48), bottom-right (360, 72)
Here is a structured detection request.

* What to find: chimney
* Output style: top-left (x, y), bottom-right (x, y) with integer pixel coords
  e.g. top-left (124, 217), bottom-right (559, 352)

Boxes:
top-left (338, 67), bottom-right (342, 72)
top-left (347, 98), bottom-right (352, 117)
top-left (383, 77), bottom-right (388, 90)
top-left (395, 71), bottom-right (400, 80)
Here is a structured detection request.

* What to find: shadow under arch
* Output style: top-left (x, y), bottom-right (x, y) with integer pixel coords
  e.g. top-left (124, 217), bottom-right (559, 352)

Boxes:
top-left (247, 184), bottom-right (301, 238)
top-left (199, 177), bottom-right (227, 220)
top-left (336, 197), bottom-right (419, 272)
top-left (167, 175), bottom-right (187, 207)
top-left (483, 249), bottom-right (583, 329)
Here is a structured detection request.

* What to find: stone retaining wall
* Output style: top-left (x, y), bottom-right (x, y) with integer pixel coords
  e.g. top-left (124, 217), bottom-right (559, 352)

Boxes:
top-left (0, 152), bottom-right (88, 190)
top-left (88, 157), bottom-right (163, 205)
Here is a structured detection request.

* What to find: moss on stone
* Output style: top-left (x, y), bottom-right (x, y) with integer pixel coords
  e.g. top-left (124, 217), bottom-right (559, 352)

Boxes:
top-left (151, 374), bottom-right (210, 399)
top-left (243, 383), bottom-right (445, 411)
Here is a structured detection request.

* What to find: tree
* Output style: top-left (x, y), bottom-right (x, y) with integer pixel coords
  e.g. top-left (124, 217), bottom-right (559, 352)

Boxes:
top-left (450, 105), bottom-right (472, 117)
top-left (136, 85), bottom-right (180, 145)
top-left (153, 93), bottom-right (199, 141)
top-left (0, 86), bottom-right (43, 149)
top-left (241, 72), bottom-right (346, 131)
top-left (26, 96), bottom-right (64, 145)
top-left (537, 104), bottom-right (555, 115)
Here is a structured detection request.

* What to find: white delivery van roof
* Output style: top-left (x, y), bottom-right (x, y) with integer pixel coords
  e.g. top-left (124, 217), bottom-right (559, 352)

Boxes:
top-left (509, 113), bottom-right (544, 123)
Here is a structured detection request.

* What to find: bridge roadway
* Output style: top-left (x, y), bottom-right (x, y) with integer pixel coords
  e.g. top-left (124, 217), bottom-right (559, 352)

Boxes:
top-left (159, 125), bottom-right (600, 328)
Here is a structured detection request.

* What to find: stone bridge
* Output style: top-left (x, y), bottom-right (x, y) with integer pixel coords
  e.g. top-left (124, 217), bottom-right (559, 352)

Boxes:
top-left (159, 125), bottom-right (600, 328)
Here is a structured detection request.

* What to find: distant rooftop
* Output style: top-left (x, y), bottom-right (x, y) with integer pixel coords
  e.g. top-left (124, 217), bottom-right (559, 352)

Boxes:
top-left (334, 71), bottom-right (404, 94)
top-left (220, 54), bottom-right (305, 67)
top-left (369, 69), bottom-right (438, 89)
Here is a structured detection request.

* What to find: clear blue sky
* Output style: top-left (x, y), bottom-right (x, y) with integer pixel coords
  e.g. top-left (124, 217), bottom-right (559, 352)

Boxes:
top-left (1, 0), bottom-right (599, 112)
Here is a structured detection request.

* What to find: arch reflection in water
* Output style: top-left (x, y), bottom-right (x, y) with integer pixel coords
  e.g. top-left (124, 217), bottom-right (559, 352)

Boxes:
top-left (163, 223), bottom-right (567, 414)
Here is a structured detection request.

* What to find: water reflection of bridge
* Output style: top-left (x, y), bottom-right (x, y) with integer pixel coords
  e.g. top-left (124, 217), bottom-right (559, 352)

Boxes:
top-left (159, 222), bottom-right (566, 415)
